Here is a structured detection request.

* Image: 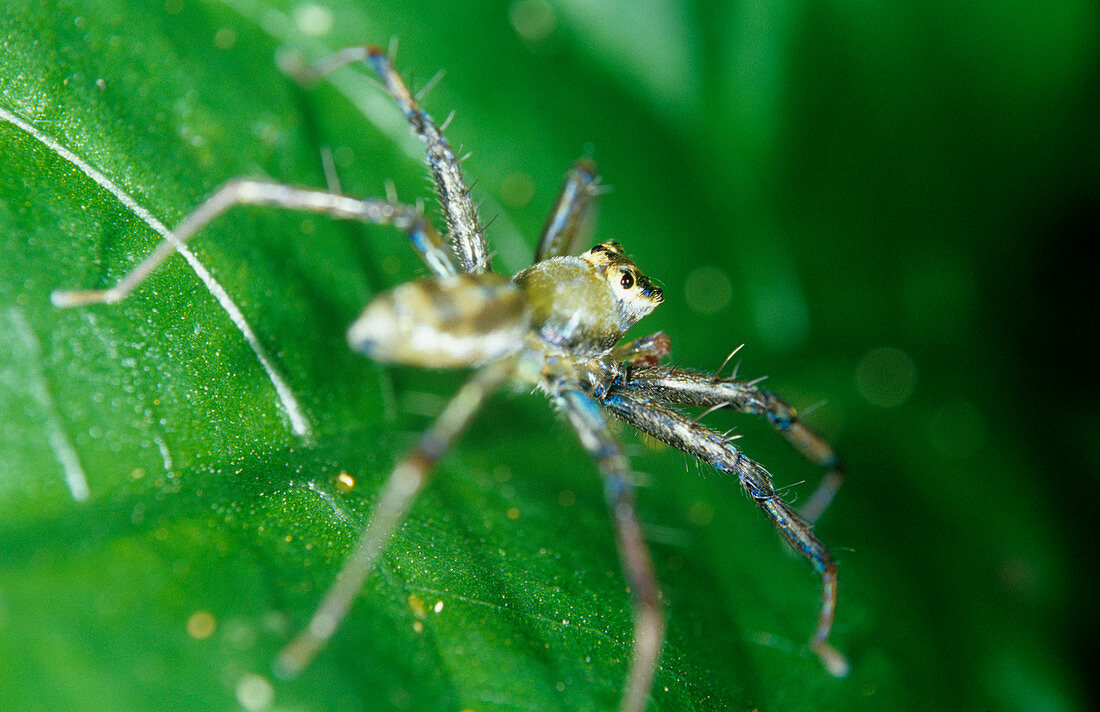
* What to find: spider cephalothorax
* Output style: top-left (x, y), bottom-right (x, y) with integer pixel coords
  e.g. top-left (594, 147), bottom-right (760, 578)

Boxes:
top-left (514, 240), bottom-right (663, 356)
top-left (53, 44), bottom-right (848, 712)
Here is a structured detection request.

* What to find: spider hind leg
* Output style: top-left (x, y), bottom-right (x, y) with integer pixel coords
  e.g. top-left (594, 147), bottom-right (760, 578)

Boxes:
top-left (51, 179), bottom-right (457, 308)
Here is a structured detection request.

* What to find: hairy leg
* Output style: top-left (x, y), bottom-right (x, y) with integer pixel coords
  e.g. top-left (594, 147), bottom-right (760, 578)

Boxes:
top-left (285, 44), bottom-right (489, 273)
top-left (619, 365), bottom-right (844, 523)
top-left (601, 389), bottom-right (849, 677)
top-left (52, 178), bottom-right (456, 307)
top-left (275, 360), bottom-right (511, 677)
top-left (555, 389), bottom-right (664, 712)
top-left (536, 159), bottom-right (602, 261)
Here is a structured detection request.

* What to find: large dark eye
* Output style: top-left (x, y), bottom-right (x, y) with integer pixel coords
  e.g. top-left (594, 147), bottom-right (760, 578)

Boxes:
top-left (620, 271), bottom-right (635, 289)
top-left (590, 244), bottom-right (606, 254)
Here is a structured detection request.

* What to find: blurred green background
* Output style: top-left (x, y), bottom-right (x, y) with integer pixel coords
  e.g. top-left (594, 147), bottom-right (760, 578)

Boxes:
top-left (1, 1), bottom-right (1095, 710)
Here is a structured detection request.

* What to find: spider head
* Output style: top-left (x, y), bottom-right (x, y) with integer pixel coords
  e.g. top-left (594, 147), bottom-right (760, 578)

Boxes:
top-left (514, 241), bottom-right (663, 355)
top-left (580, 241), bottom-right (664, 325)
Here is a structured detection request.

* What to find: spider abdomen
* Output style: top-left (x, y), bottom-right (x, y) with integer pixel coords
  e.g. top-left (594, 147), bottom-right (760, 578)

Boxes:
top-left (347, 273), bottom-right (528, 368)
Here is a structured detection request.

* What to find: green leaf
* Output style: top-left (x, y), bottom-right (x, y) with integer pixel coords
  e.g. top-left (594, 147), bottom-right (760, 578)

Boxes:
top-left (2, 1), bottom-right (1093, 711)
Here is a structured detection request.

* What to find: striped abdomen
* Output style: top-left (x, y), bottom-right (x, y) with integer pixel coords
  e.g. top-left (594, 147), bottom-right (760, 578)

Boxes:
top-left (347, 273), bottom-right (529, 368)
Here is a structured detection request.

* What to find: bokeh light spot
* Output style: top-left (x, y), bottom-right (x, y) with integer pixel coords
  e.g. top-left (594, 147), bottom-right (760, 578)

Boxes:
top-left (509, 0), bottom-right (556, 43)
top-left (856, 347), bottom-right (917, 407)
top-left (684, 265), bottom-right (732, 314)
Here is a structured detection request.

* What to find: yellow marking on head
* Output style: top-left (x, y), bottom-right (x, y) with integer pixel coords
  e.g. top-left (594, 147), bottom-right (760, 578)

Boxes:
top-left (580, 241), bottom-right (664, 321)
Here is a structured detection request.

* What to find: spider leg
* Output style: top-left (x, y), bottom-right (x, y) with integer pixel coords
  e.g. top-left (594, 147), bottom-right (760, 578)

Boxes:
top-left (535, 159), bottom-right (602, 262)
top-left (51, 179), bottom-right (457, 308)
top-left (364, 47), bottom-right (491, 273)
top-left (291, 44), bottom-right (490, 273)
top-left (600, 389), bottom-right (849, 677)
top-left (555, 389), bottom-right (664, 712)
top-left (275, 360), bottom-right (512, 678)
top-left (618, 365), bottom-right (844, 524)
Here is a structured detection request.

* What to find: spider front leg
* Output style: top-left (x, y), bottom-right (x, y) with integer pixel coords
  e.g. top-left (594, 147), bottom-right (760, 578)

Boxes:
top-left (284, 44), bottom-right (489, 273)
top-left (275, 360), bottom-right (511, 678)
top-left (51, 179), bottom-right (457, 308)
top-left (600, 389), bottom-right (849, 678)
top-left (556, 390), bottom-right (664, 712)
top-left (621, 365), bottom-right (845, 524)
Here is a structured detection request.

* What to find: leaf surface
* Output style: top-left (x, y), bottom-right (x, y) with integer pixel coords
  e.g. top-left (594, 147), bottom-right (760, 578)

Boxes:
top-left (1, 1), bottom-right (1092, 711)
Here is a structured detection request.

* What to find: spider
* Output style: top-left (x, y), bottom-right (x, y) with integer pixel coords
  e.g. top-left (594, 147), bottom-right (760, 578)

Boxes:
top-left (52, 44), bottom-right (848, 712)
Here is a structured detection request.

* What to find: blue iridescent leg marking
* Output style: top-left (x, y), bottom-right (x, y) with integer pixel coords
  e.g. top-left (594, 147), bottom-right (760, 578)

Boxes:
top-left (620, 365), bottom-right (846, 524)
top-left (601, 389), bottom-right (849, 677)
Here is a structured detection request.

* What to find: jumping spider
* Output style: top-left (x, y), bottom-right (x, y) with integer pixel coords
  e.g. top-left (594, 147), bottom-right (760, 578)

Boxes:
top-left (52, 45), bottom-right (848, 712)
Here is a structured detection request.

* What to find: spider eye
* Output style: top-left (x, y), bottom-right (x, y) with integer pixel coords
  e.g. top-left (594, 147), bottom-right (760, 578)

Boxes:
top-left (590, 244), bottom-right (606, 254)
top-left (619, 271), bottom-right (635, 290)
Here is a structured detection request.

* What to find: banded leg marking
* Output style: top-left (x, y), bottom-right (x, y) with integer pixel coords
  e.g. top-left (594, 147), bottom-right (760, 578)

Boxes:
top-left (622, 365), bottom-right (845, 523)
top-left (601, 389), bottom-right (849, 677)
top-left (275, 360), bottom-right (511, 678)
top-left (556, 390), bottom-right (664, 712)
